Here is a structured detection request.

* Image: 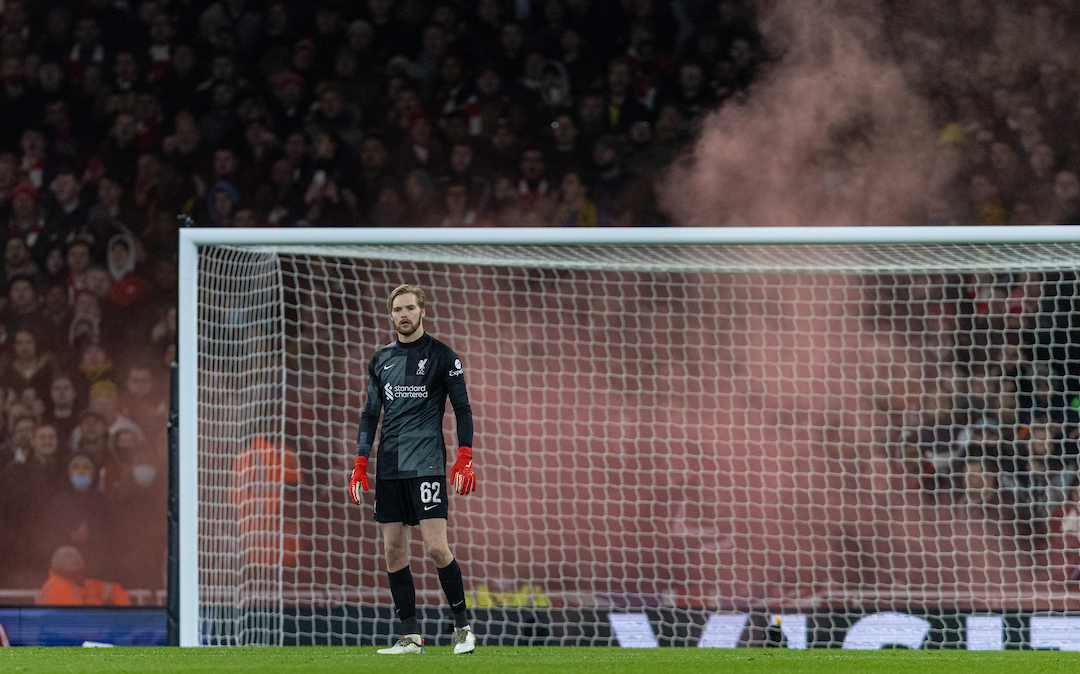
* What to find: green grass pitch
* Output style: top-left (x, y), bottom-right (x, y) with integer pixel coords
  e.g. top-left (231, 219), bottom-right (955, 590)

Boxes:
top-left (5, 647), bottom-right (1080, 674)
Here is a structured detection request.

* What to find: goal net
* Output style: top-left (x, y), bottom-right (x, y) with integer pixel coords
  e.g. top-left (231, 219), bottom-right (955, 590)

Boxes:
top-left (178, 228), bottom-right (1080, 649)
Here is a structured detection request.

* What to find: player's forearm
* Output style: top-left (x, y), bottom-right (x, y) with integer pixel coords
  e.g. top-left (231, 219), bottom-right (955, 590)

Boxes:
top-left (455, 410), bottom-right (473, 448)
top-left (355, 411), bottom-right (379, 458)
top-left (448, 384), bottom-right (474, 447)
top-left (452, 402), bottom-right (473, 448)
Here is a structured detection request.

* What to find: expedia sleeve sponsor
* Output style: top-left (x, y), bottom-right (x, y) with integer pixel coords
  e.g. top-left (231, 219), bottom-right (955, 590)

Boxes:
top-left (442, 352), bottom-right (472, 449)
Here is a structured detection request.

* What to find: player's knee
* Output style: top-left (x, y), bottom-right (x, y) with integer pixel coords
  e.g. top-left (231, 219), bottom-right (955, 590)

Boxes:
top-left (427, 545), bottom-right (452, 567)
top-left (384, 543), bottom-right (409, 567)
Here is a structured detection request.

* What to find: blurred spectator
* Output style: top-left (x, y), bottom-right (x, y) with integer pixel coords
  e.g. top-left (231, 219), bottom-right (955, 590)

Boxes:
top-left (299, 130), bottom-right (356, 226)
top-left (105, 427), bottom-right (167, 590)
top-left (516, 146), bottom-right (551, 212)
top-left (623, 119), bottom-right (674, 177)
top-left (6, 182), bottom-right (44, 252)
top-left (0, 154), bottom-right (19, 211)
top-left (536, 59), bottom-right (574, 123)
top-left (144, 11), bottom-right (176, 86)
top-left (36, 545), bottom-right (130, 606)
top-left (1046, 171), bottom-right (1080, 224)
top-left (160, 110), bottom-right (207, 178)
top-left (966, 174), bottom-right (1006, 225)
top-left (399, 114), bottom-right (446, 177)
top-left (205, 148), bottom-right (242, 201)
top-left (307, 81), bottom-right (359, 142)
top-left (494, 21), bottom-right (526, 84)
top-left (402, 168), bottom-right (438, 226)
top-left (431, 55), bottom-right (468, 126)
top-left (18, 387), bottom-right (47, 425)
top-left (545, 114), bottom-right (588, 179)
top-left (4, 238), bottom-right (40, 282)
top-left (964, 427), bottom-right (1005, 510)
top-left (269, 70), bottom-right (309, 134)
top-left (575, 91), bottom-right (610, 149)
top-left (83, 266), bottom-right (115, 315)
top-left (67, 17), bottom-right (105, 84)
top-left (240, 119), bottom-right (280, 192)
top-left (1027, 419), bottom-right (1079, 549)
top-left (0, 422), bottom-right (65, 586)
top-left (117, 361), bottom-right (166, 438)
top-left (438, 180), bottom-right (487, 227)
top-left (231, 435), bottom-right (300, 568)
top-left (149, 305), bottom-right (177, 366)
top-left (43, 454), bottom-right (108, 575)
top-left (63, 239), bottom-right (93, 302)
top-left (88, 378), bottom-right (141, 440)
top-left (71, 410), bottom-right (111, 467)
top-left (0, 58), bottom-right (31, 154)
top-left (259, 158), bottom-right (302, 226)
top-left (198, 81), bottom-right (243, 149)
top-left (36, 6), bottom-right (75, 67)
top-left (589, 134), bottom-right (631, 217)
top-left (560, 27), bottom-right (601, 95)
top-left (105, 233), bottom-right (150, 309)
top-left (551, 169), bottom-right (611, 228)
top-left (0, 328), bottom-right (54, 402)
top-left (1024, 143), bottom-right (1057, 209)
top-left (39, 169), bottom-right (89, 259)
top-left (0, 276), bottom-right (48, 348)
top-left (205, 180), bottom-right (240, 228)
top-left (0, 414), bottom-right (36, 469)
top-left (18, 129), bottom-right (48, 193)
top-left (353, 134), bottom-right (392, 221)
top-left (482, 119), bottom-right (520, 178)
top-left (97, 113), bottom-right (140, 191)
top-left (487, 172), bottom-right (525, 227)
top-left (45, 372), bottom-right (80, 452)
top-left (600, 56), bottom-right (648, 134)
top-left (82, 175), bottom-right (137, 262)
top-left (69, 292), bottom-right (105, 353)
top-left (464, 64), bottom-right (508, 140)
top-left (366, 178), bottom-right (407, 228)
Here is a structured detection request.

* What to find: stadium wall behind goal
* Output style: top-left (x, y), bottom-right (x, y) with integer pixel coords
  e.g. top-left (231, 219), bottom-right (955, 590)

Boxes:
top-left (5, 606), bottom-right (1080, 649)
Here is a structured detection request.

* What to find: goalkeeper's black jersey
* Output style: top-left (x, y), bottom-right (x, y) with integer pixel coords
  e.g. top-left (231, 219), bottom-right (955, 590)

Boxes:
top-left (355, 332), bottom-right (473, 479)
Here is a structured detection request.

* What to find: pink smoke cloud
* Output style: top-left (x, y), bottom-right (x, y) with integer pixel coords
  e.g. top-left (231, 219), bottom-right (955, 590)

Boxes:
top-left (661, 0), bottom-right (939, 227)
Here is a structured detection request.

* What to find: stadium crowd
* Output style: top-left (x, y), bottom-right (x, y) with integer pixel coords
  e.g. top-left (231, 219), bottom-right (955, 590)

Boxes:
top-left (1, 0), bottom-right (1080, 599)
top-left (896, 270), bottom-right (1080, 568)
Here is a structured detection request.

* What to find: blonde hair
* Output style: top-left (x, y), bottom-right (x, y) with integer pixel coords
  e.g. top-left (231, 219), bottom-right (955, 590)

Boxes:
top-left (387, 284), bottom-right (426, 313)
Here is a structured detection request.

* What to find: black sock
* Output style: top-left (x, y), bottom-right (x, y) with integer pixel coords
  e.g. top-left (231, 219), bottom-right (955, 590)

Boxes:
top-left (437, 558), bottom-right (469, 628)
top-left (387, 566), bottom-right (418, 635)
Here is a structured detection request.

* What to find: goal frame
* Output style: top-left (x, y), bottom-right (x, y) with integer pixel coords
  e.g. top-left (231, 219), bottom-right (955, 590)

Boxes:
top-left (176, 224), bottom-right (1080, 647)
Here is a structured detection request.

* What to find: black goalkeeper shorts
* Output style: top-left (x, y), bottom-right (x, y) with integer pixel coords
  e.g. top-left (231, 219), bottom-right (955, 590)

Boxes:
top-left (374, 476), bottom-right (449, 525)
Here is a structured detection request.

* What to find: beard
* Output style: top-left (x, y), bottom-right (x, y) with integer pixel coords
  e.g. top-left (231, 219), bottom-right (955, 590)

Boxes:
top-left (396, 319), bottom-right (421, 337)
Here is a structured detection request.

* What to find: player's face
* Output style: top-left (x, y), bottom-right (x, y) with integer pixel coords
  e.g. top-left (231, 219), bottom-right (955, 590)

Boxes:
top-left (391, 293), bottom-right (425, 338)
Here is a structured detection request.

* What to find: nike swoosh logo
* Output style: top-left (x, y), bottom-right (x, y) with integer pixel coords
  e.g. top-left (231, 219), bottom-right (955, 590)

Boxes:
top-left (383, 363), bottom-right (395, 370)
top-left (424, 504), bottom-right (439, 511)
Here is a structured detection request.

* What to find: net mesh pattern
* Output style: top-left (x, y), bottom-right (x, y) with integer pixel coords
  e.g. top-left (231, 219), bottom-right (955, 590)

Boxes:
top-left (195, 241), bottom-right (1080, 646)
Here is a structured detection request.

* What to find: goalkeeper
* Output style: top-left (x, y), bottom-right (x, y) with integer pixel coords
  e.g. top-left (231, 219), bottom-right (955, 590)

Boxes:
top-left (349, 283), bottom-right (477, 655)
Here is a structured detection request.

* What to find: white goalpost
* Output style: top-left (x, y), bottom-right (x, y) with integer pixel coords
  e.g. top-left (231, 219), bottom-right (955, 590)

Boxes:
top-left (178, 226), bottom-right (1080, 649)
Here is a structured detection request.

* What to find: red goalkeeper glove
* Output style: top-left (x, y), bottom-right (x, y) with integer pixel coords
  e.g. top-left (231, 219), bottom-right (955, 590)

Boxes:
top-left (451, 446), bottom-right (475, 495)
top-left (349, 456), bottom-right (369, 504)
